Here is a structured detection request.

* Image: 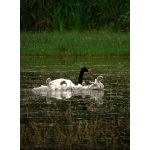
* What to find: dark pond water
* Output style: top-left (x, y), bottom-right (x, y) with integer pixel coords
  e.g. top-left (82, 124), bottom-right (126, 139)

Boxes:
top-left (20, 57), bottom-right (130, 149)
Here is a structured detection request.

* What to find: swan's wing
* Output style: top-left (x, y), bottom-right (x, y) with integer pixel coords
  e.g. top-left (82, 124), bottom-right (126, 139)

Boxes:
top-left (48, 78), bottom-right (65, 87)
top-left (48, 78), bottom-right (76, 90)
top-left (65, 80), bottom-right (75, 87)
top-left (49, 78), bottom-right (65, 84)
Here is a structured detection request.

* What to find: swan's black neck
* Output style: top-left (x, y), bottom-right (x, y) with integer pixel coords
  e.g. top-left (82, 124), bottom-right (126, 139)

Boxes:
top-left (78, 67), bottom-right (88, 84)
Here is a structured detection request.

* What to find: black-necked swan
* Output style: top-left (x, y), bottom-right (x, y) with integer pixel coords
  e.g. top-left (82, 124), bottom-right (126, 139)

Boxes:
top-left (48, 67), bottom-right (92, 90)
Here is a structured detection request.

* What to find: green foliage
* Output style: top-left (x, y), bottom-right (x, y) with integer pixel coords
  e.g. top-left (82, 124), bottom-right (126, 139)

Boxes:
top-left (20, 0), bottom-right (130, 32)
top-left (20, 31), bottom-right (130, 56)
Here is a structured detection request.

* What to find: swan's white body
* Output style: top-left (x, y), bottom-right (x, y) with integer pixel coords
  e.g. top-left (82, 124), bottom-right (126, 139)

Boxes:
top-left (48, 78), bottom-right (75, 90)
top-left (48, 79), bottom-right (85, 90)
top-left (72, 84), bottom-right (83, 90)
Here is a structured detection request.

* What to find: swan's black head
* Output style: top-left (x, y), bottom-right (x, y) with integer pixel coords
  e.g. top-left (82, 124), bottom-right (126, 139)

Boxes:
top-left (81, 67), bottom-right (92, 73)
top-left (78, 67), bottom-right (92, 84)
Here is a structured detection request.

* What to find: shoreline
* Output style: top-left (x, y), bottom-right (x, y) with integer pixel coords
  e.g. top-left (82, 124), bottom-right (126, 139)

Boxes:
top-left (20, 55), bottom-right (130, 58)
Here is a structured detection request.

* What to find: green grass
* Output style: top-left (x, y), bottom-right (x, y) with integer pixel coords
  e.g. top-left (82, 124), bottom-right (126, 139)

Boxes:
top-left (20, 31), bottom-right (130, 57)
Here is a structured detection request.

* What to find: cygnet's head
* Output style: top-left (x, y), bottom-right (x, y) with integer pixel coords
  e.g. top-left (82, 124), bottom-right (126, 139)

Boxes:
top-left (82, 81), bottom-right (85, 86)
top-left (97, 76), bottom-right (103, 82)
top-left (46, 78), bottom-right (51, 85)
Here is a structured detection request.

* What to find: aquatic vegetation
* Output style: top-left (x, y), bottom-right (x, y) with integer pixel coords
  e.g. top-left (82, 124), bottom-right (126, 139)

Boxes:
top-left (20, 99), bottom-right (130, 149)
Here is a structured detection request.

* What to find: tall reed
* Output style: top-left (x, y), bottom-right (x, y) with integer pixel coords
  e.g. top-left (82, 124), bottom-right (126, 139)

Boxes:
top-left (20, 0), bottom-right (130, 32)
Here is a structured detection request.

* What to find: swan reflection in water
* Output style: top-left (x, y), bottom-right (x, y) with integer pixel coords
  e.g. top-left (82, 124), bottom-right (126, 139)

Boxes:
top-left (45, 89), bottom-right (104, 105)
top-left (32, 88), bottom-right (104, 110)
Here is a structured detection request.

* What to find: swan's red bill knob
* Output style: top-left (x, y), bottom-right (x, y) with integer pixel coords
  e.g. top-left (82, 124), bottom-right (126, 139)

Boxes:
top-left (88, 68), bottom-right (92, 72)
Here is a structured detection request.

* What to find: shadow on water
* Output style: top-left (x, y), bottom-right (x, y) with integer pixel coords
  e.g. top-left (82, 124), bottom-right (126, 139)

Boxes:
top-left (20, 57), bottom-right (130, 149)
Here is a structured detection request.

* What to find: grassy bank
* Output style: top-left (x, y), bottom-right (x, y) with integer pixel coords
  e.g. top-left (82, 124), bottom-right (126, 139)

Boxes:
top-left (20, 31), bottom-right (130, 57)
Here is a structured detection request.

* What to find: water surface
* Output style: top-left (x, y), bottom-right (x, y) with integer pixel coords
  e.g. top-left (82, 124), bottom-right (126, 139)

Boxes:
top-left (20, 57), bottom-right (130, 149)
